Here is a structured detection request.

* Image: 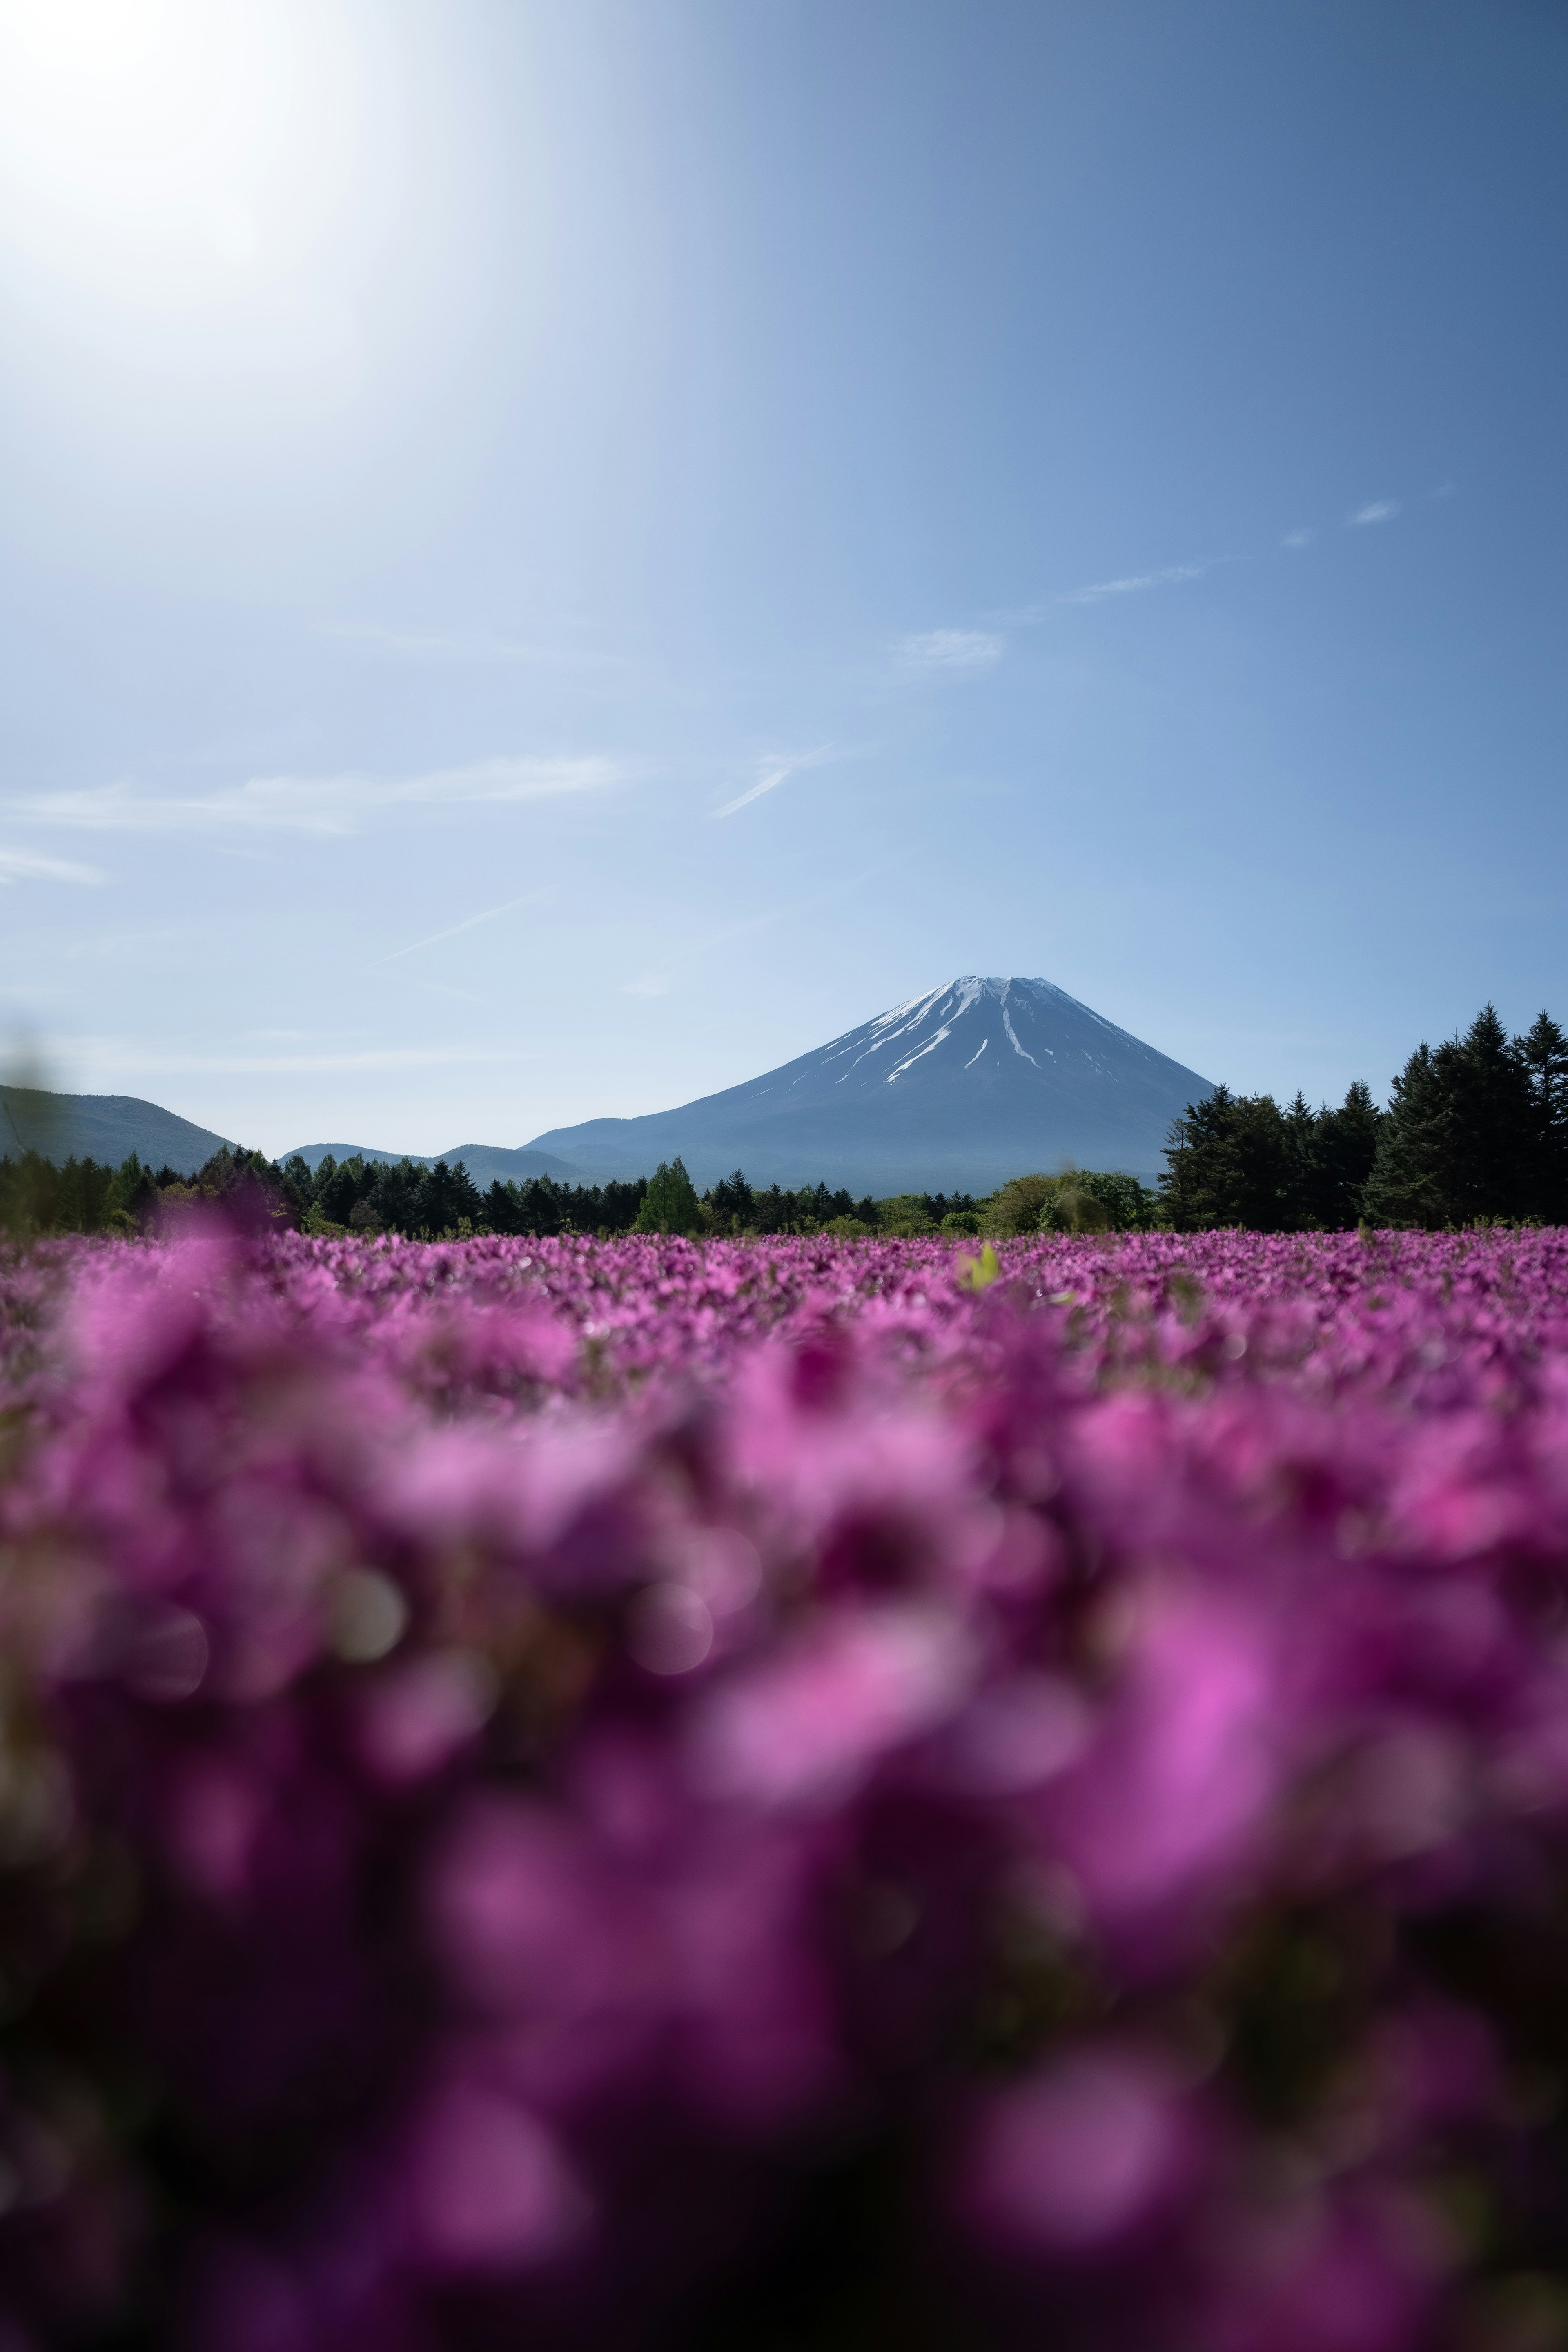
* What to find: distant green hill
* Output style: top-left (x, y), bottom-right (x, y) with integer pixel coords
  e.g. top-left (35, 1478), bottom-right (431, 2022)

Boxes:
top-left (0, 1087), bottom-right (234, 1176)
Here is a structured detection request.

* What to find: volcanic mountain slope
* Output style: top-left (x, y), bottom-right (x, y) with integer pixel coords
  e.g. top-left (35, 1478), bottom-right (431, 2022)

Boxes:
top-left (526, 976), bottom-right (1214, 1193)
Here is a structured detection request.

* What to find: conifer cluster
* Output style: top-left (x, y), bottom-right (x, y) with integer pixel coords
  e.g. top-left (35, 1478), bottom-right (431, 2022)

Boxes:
top-left (1159, 1005), bottom-right (1568, 1231)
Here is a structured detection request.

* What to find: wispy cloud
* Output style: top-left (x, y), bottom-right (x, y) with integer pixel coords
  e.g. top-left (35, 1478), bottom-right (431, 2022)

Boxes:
top-left (894, 628), bottom-right (1006, 675)
top-left (1059, 564), bottom-right (1205, 606)
top-left (78, 1043), bottom-right (534, 1077)
top-left (1348, 499), bottom-right (1399, 528)
top-left (712, 744), bottom-right (837, 821)
top-left (21, 757), bottom-right (627, 838)
top-left (1282, 528), bottom-right (1316, 549)
top-left (325, 624), bottom-right (630, 673)
top-left (375, 891), bottom-right (546, 966)
top-left (0, 847), bottom-right (105, 886)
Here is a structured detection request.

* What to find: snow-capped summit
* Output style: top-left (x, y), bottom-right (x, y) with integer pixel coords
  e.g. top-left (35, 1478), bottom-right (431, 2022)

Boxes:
top-left (526, 976), bottom-right (1213, 1193)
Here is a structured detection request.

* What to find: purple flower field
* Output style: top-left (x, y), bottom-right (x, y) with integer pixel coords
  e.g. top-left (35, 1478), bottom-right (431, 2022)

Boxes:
top-left (4, 1225), bottom-right (1568, 2348)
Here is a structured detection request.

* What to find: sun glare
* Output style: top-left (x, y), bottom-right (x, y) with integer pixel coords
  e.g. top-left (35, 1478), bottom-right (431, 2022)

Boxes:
top-left (0, 0), bottom-right (226, 163)
top-left (0, 0), bottom-right (378, 345)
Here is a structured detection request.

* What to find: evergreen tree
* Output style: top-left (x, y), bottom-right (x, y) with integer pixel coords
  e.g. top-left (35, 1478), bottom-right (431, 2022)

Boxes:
top-left (416, 1159), bottom-right (482, 1234)
top-left (1361, 1044), bottom-right (1451, 1227)
top-left (483, 1180), bottom-right (524, 1236)
top-left (1308, 1081), bottom-right (1382, 1228)
top-left (1443, 1006), bottom-right (1533, 1222)
top-left (1281, 1094), bottom-right (1319, 1230)
top-left (1519, 1011), bottom-right (1568, 1222)
top-left (366, 1159), bottom-right (425, 1233)
top-left (705, 1170), bottom-right (756, 1230)
top-left (1365, 1008), bottom-right (1537, 1228)
top-left (316, 1155), bottom-right (368, 1227)
top-left (1158, 1089), bottom-right (1290, 1230)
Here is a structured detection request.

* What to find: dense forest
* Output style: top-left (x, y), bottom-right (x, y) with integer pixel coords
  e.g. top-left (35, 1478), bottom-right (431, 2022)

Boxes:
top-left (4, 1003), bottom-right (1563, 1241)
top-left (0, 1143), bottom-right (984, 1243)
top-left (1160, 1006), bottom-right (1568, 1231)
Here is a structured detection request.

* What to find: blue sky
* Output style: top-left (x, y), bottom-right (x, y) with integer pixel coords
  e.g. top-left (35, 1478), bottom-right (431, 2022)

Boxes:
top-left (1, 0), bottom-right (1565, 1157)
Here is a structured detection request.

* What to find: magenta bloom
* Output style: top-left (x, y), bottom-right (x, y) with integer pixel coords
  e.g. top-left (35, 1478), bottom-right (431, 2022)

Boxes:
top-left (0, 1225), bottom-right (1566, 2345)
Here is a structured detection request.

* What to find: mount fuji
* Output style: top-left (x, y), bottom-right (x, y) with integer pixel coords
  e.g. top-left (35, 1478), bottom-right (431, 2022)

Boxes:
top-left (525, 976), bottom-right (1213, 1194)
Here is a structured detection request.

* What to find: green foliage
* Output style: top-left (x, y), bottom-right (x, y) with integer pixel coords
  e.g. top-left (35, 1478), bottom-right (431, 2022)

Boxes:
top-left (985, 1174), bottom-right (1061, 1236)
top-left (692, 1180), bottom-right (978, 1238)
top-left (634, 1157), bottom-right (703, 1236)
top-left (1360, 1005), bottom-right (1555, 1228)
top-left (1, 1150), bottom-right (138, 1238)
top-left (955, 1241), bottom-right (1001, 1290)
top-left (1037, 1180), bottom-right (1110, 1234)
top-left (875, 1193), bottom-right (940, 1237)
top-left (1159, 1089), bottom-right (1296, 1231)
top-left (1301, 1080), bottom-right (1382, 1228)
top-left (1520, 1011), bottom-right (1568, 1219)
top-left (1157, 1005), bottom-right (1568, 1232)
top-left (703, 1170), bottom-right (756, 1234)
top-left (983, 1171), bottom-right (1154, 1238)
top-left (1356, 1051), bottom-right (1446, 1230)
top-left (940, 1209), bottom-right (983, 1236)
top-left (0, 1143), bottom-right (314, 1240)
top-left (481, 1173), bottom-right (648, 1238)
top-left (1161, 1079), bottom-right (1384, 1232)
top-left (1075, 1168), bottom-right (1161, 1230)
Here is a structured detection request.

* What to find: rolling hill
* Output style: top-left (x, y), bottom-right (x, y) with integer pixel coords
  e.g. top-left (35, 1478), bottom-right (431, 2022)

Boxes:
top-left (0, 1086), bottom-right (234, 1174)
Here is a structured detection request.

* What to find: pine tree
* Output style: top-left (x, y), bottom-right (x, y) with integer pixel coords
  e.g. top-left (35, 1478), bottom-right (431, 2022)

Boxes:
top-left (1159, 1089), bottom-right (1231, 1230)
top-left (1519, 1011), bottom-right (1568, 1222)
top-left (1301, 1081), bottom-right (1382, 1228)
top-left (1361, 1045), bottom-right (1450, 1227)
top-left (706, 1170), bottom-right (755, 1230)
top-left (1281, 1093), bottom-right (1318, 1229)
top-left (1158, 1089), bottom-right (1290, 1229)
top-left (1443, 1006), bottom-right (1532, 1222)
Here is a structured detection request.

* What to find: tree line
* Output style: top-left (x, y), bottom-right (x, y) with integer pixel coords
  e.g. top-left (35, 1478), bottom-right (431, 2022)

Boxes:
top-left (1159, 1005), bottom-right (1568, 1231)
top-left (0, 1144), bottom-right (984, 1243)
top-left (5, 1002), bottom-right (1564, 1242)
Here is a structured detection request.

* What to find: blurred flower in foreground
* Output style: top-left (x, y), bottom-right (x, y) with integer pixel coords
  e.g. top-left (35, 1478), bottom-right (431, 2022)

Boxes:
top-left (0, 1225), bottom-right (1563, 2344)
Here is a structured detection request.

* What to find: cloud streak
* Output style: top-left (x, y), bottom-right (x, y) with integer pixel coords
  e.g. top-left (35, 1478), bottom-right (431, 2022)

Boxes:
top-left (1059, 564), bottom-right (1205, 606)
top-left (894, 628), bottom-right (1006, 676)
top-left (0, 847), bottom-right (105, 886)
top-left (375, 892), bottom-right (546, 966)
top-left (1348, 500), bottom-right (1399, 528)
top-left (326, 624), bottom-right (630, 673)
top-left (74, 1043), bottom-right (535, 1077)
top-left (712, 745), bottom-right (837, 821)
top-left (20, 757), bottom-right (628, 838)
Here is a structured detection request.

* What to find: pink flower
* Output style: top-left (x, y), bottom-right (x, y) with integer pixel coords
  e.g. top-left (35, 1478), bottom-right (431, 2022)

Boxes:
top-left (961, 2047), bottom-right (1197, 2252)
